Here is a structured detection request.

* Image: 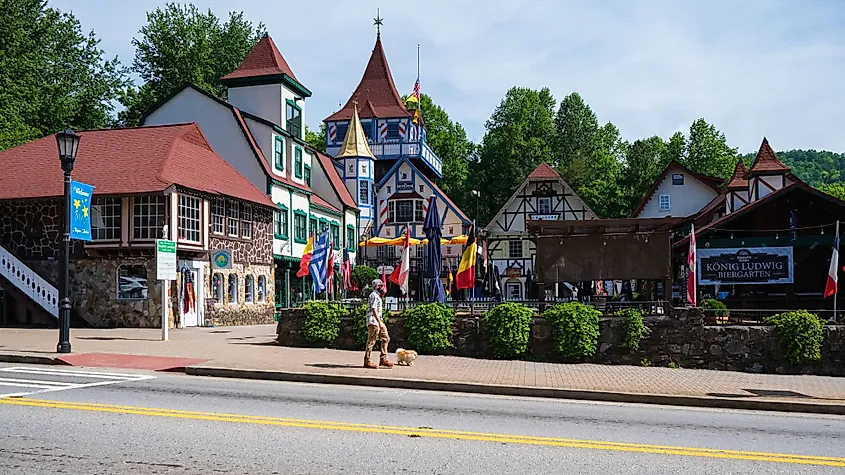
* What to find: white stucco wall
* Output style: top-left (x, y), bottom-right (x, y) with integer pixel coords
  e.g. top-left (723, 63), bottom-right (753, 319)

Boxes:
top-left (228, 84), bottom-right (282, 126)
top-left (638, 171), bottom-right (718, 218)
top-left (270, 185), bottom-right (292, 257)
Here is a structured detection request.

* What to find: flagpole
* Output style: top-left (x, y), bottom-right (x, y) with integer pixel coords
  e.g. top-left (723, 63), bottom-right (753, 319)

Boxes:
top-left (836, 220), bottom-right (840, 322)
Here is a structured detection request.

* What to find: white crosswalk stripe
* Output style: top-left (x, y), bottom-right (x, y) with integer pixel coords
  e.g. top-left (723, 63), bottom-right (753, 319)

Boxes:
top-left (0, 366), bottom-right (155, 398)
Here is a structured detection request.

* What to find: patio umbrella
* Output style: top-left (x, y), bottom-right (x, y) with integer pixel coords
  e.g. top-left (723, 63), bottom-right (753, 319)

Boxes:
top-left (423, 195), bottom-right (446, 303)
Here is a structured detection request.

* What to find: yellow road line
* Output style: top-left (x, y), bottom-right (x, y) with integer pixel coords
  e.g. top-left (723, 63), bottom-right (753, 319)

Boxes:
top-left (2, 397), bottom-right (843, 467)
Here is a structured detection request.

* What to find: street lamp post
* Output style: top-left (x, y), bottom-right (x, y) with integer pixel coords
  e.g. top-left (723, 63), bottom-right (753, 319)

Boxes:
top-left (56, 128), bottom-right (80, 354)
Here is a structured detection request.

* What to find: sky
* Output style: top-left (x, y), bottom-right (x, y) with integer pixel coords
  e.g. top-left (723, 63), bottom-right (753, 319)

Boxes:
top-left (52, 0), bottom-right (845, 153)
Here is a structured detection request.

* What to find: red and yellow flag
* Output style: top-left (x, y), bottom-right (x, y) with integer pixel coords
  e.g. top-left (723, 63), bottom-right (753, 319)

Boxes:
top-left (446, 269), bottom-right (453, 295)
top-left (296, 235), bottom-right (314, 277)
top-left (455, 226), bottom-right (476, 290)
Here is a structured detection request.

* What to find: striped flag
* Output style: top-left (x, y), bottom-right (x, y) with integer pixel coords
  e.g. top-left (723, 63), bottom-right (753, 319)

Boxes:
top-left (825, 221), bottom-right (839, 298)
top-left (309, 229), bottom-right (331, 294)
top-left (296, 235), bottom-right (314, 277)
top-left (389, 228), bottom-right (411, 295)
top-left (446, 268), bottom-right (453, 296)
top-left (412, 76), bottom-right (420, 101)
top-left (687, 224), bottom-right (697, 306)
top-left (456, 226), bottom-right (477, 290)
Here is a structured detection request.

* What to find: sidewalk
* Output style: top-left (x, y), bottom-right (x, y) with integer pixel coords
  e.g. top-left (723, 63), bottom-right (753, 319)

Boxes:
top-left (1, 325), bottom-right (844, 414)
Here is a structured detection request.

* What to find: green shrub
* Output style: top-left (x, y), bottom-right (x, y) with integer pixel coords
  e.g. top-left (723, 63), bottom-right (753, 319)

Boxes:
top-left (351, 265), bottom-right (378, 291)
top-left (542, 302), bottom-right (601, 358)
top-left (618, 308), bottom-right (644, 353)
top-left (765, 310), bottom-right (825, 365)
top-left (404, 303), bottom-right (455, 353)
top-left (484, 302), bottom-right (533, 359)
top-left (352, 304), bottom-right (392, 346)
top-left (702, 299), bottom-right (729, 321)
top-left (640, 358), bottom-right (652, 367)
top-left (302, 301), bottom-right (347, 344)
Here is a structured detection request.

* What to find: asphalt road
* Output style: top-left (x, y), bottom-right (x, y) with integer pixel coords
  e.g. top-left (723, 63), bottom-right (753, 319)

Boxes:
top-left (0, 363), bottom-right (843, 474)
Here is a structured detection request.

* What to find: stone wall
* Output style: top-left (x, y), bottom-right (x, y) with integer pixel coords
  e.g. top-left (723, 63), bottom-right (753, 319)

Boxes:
top-left (209, 206), bottom-right (273, 264)
top-left (276, 308), bottom-right (845, 376)
top-left (205, 262), bottom-right (275, 326)
top-left (0, 200), bottom-right (84, 259)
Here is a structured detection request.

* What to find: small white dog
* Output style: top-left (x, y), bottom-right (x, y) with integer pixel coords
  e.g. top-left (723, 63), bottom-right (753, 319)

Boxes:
top-left (395, 348), bottom-right (418, 366)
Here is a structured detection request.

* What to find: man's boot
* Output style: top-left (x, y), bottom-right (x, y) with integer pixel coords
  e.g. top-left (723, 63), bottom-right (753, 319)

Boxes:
top-left (364, 358), bottom-right (377, 369)
top-left (379, 357), bottom-right (394, 368)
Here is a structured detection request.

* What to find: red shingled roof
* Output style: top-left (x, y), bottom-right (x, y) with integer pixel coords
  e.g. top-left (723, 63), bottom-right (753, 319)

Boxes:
top-left (0, 124), bottom-right (274, 207)
top-left (313, 150), bottom-right (358, 210)
top-left (725, 160), bottom-right (749, 189)
top-left (325, 34), bottom-right (410, 122)
top-left (221, 34), bottom-right (299, 82)
top-left (310, 194), bottom-right (340, 214)
top-left (632, 160), bottom-right (723, 217)
top-left (746, 137), bottom-right (790, 175)
top-left (527, 162), bottom-right (560, 180)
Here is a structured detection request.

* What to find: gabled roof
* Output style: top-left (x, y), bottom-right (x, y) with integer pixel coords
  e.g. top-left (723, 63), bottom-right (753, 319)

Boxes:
top-left (632, 160), bottom-right (724, 217)
top-left (324, 34), bottom-right (410, 122)
top-left (377, 157), bottom-right (469, 223)
top-left (220, 34), bottom-right (310, 97)
top-left (313, 150), bottom-right (358, 210)
top-left (746, 137), bottom-right (790, 175)
top-left (0, 124), bottom-right (274, 207)
top-left (335, 105), bottom-right (375, 160)
top-left (486, 163), bottom-right (597, 231)
top-left (310, 194), bottom-right (341, 215)
top-left (725, 160), bottom-right (749, 189)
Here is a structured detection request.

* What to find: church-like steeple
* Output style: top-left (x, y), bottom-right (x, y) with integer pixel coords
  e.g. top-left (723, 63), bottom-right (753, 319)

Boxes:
top-left (220, 33), bottom-right (310, 97)
top-left (336, 104), bottom-right (375, 160)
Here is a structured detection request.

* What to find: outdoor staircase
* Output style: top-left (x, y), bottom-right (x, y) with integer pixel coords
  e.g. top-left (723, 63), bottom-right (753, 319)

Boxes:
top-left (0, 244), bottom-right (58, 326)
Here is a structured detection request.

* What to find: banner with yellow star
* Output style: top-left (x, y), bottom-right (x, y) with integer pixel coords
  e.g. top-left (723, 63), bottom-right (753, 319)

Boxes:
top-left (69, 180), bottom-right (94, 241)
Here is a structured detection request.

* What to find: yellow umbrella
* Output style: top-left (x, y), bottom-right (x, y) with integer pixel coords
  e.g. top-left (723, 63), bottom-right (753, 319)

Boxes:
top-left (448, 235), bottom-right (468, 245)
top-left (385, 236), bottom-right (421, 246)
top-left (418, 238), bottom-right (450, 245)
top-left (359, 237), bottom-right (393, 247)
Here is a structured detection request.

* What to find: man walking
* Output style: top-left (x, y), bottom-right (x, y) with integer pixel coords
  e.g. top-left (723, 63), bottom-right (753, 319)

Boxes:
top-left (364, 279), bottom-right (393, 369)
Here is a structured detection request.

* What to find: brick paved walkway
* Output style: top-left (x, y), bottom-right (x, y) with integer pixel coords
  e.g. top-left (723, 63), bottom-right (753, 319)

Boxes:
top-left (1, 325), bottom-right (844, 403)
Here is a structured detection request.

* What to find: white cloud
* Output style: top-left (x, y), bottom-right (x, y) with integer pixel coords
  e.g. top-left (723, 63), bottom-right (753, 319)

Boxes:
top-left (51, 0), bottom-right (845, 152)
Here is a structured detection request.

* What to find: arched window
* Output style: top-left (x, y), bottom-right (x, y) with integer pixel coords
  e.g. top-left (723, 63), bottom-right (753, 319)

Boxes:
top-left (245, 275), bottom-right (254, 303)
top-left (228, 274), bottom-right (238, 304)
top-left (257, 276), bottom-right (266, 303)
top-left (212, 273), bottom-right (224, 302)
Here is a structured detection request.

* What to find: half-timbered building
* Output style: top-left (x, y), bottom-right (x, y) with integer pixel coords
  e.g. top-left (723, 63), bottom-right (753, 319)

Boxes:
top-left (484, 162), bottom-right (596, 300)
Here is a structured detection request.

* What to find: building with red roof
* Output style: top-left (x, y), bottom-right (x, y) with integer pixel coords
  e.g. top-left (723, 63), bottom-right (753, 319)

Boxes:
top-left (0, 123), bottom-right (277, 328)
top-left (633, 160), bottom-right (725, 219)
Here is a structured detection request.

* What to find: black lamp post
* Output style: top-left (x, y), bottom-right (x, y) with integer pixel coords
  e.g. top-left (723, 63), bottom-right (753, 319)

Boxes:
top-left (56, 127), bottom-right (80, 354)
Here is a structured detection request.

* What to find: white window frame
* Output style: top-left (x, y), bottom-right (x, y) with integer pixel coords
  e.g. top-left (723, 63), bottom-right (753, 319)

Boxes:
top-left (658, 194), bottom-right (671, 212)
top-left (228, 274), bottom-right (239, 305)
top-left (177, 194), bottom-right (202, 243)
top-left (91, 197), bottom-right (121, 241)
top-left (245, 275), bottom-right (254, 304)
top-left (241, 204), bottom-right (252, 239)
top-left (212, 199), bottom-right (225, 235)
top-left (538, 197), bottom-right (551, 214)
top-left (227, 201), bottom-right (239, 237)
top-left (132, 196), bottom-right (166, 240)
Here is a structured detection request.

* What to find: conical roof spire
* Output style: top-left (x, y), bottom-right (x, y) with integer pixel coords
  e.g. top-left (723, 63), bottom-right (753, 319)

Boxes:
top-left (221, 34), bottom-right (301, 83)
top-left (746, 137), bottom-right (790, 175)
top-left (335, 103), bottom-right (375, 160)
top-left (725, 159), bottom-right (748, 189)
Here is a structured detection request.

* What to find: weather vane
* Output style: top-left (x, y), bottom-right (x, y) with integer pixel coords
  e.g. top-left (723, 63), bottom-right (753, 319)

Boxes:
top-left (373, 8), bottom-right (383, 34)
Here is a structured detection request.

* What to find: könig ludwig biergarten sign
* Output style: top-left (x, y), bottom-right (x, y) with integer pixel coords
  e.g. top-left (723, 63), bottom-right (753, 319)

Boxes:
top-left (697, 247), bottom-right (794, 285)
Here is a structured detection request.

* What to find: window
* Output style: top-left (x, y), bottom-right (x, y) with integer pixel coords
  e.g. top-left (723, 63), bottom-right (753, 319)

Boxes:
top-left (309, 216), bottom-right (318, 237)
top-left (228, 201), bottom-right (239, 236)
top-left (672, 174), bottom-right (684, 185)
top-left (335, 122), bottom-right (349, 144)
top-left (538, 197), bottom-right (551, 214)
top-left (361, 120), bottom-right (373, 139)
top-left (245, 275), bottom-right (254, 304)
top-left (388, 201), bottom-right (395, 223)
top-left (304, 165), bottom-right (312, 187)
top-left (294, 211), bottom-right (307, 243)
top-left (116, 265), bottom-right (148, 300)
top-left (228, 274), bottom-right (238, 304)
top-left (177, 194), bottom-right (201, 243)
top-left (212, 273), bottom-right (223, 302)
top-left (396, 200), bottom-right (414, 223)
top-left (318, 218), bottom-right (328, 235)
top-left (286, 101), bottom-right (302, 138)
top-left (330, 223), bottom-right (340, 249)
top-left (274, 205), bottom-right (288, 238)
top-left (257, 276), bottom-right (266, 303)
top-left (659, 194), bottom-right (671, 211)
top-left (273, 136), bottom-right (285, 171)
top-left (359, 180), bottom-right (370, 205)
top-left (241, 204), bottom-right (252, 239)
top-left (132, 196), bottom-right (165, 240)
top-left (509, 240), bottom-right (523, 259)
top-left (91, 197), bottom-right (121, 241)
top-left (294, 147), bottom-right (303, 178)
top-left (347, 225), bottom-right (356, 251)
top-left (212, 199), bottom-right (225, 234)
top-left (414, 200), bottom-right (424, 222)
top-left (386, 121), bottom-right (400, 139)
top-left (506, 282), bottom-right (522, 300)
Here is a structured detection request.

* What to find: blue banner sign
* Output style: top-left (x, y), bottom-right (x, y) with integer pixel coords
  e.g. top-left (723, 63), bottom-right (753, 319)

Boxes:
top-left (69, 180), bottom-right (94, 241)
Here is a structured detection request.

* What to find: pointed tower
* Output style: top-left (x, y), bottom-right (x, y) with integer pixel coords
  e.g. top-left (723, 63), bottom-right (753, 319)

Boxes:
top-left (221, 34), bottom-right (311, 137)
top-left (324, 30), bottom-right (442, 181)
top-left (745, 137), bottom-right (791, 202)
top-left (336, 104), bottom-right (377, 233)
top-left (724, 160), bottom-right (749, 214)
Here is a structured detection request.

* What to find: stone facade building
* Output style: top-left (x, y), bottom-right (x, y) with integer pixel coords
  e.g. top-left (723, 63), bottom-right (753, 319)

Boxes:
top-left (0, 123), bottom-right (277, 328)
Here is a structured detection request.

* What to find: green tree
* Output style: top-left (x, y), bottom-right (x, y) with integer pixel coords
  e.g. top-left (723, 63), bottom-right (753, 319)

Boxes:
top-left (818, 182), bottom-right (845, 200)
top-left (663, 131), bottom-right (686, 164)
top-left (476, 87), bottom-right (557, 223)
top-left (684, 118), bottom-right (738, 179)
top-left (305, 124), bottom-right (326, 154)
top-left (0, 0), bottom-right (128, 150)
top-left (621, 136), bottom-right (667, 214)
top-left (118, 3), bottom-right (265, 125)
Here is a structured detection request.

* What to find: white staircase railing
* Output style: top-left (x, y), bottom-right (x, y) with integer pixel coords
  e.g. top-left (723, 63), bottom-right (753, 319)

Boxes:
top-left (0, 245), bottom-right (58, 318)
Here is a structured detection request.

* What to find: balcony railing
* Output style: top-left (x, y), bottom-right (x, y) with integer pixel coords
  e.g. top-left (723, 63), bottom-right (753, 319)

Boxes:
top-left (326, 139), bottom-right (442, 177)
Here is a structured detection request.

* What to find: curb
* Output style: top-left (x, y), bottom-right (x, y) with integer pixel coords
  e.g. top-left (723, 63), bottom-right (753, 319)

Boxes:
top-left (184, 365), bottom-right (845, 416)
top-left (0, 353), bottom-right (70, 366)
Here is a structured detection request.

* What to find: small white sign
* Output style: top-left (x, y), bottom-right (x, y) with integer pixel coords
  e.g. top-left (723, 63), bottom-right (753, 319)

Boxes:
top-left (156, 239), bottom-right (177, 281)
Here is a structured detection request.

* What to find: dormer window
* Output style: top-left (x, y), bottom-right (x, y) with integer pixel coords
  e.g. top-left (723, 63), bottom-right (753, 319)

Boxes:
top-left (286, 100), bottom-right (302, 139)
top-left (672, 174), bottom-right (684, 185)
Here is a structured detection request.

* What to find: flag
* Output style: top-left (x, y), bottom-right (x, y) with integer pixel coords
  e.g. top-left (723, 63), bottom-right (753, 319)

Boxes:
top-left (412, 108), bottom-right (420, 125)
top-left (389, 228), bottom-right (411, 295)
top-left (456, 226), bottom-right (477, 290)
top-left (825, 221), bottom-right (840, 298)
top-left (687, 224), bottom-right (697, 306)
top-left (341, 249), bottom-right (354, 290)
top-left (382, 264), bottom-right (386, 291)
top-left (309, 230), bottom-right (331, 294)
top-left (413, 76), bottom-right (420, 101)
top-left (296, 235), bottom-right (314, 277)
top-left (446, 268), bottom-right (453, 296)
top-left (327, 249), bottom-right (335, 293)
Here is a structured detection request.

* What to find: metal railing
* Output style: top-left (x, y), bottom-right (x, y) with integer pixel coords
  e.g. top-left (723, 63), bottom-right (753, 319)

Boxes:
top-left (0, 245), bottom-right (58, 318)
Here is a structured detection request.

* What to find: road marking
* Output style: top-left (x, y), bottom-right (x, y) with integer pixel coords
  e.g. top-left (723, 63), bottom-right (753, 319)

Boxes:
top-left (1, 398), bottom-right (843, 467)
top-left (0, 367), bottom-right (155, 398)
